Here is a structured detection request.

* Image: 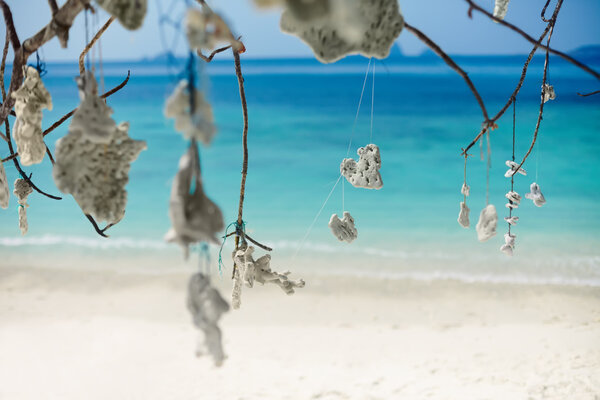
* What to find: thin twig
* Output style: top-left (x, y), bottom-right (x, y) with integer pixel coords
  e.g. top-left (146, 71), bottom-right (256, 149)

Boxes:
top-left (85, 214), bottom-right (109, 238)
top-left (511, 25), bottom-right (555, 176)
top-left (198, 44), bottom-right (232, 62)
top-left (79, 16), bottom-right (115, 75)
top-left (1, 152), bottom-right (16, 162)
top-left (244, 233), bottom-right (273, 252)
top-left (461, 0), bottom-right (561, 154)
top-left (233, 47), bottom-right (249, 251)
top-left (47, 0), bottom-right (59, 15)
top-left (577, 90), bottom-right (600, 97)
top-left (465, 0), bottom-right (598, 80)
top-left (404, 22), bottom-right (489, 123)
top-left (0, 30), bottom-right (8, 102)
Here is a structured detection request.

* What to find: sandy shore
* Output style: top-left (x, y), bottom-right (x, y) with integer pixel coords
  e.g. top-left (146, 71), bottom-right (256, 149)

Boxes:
top-left (0, 264), bottom-right (599, 400)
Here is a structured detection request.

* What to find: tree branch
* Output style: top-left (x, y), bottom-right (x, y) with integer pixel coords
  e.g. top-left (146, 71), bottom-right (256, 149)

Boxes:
top-left (232, 47), bottom-right (249, 251)
top-left (465, 0), bottom-right (598, 80)
top-left (198, 44), bottom-right (232, 62)
top-left (404, 22), bottom-right (489, 123)
top-left (79, 15), bottom-right (116, 75)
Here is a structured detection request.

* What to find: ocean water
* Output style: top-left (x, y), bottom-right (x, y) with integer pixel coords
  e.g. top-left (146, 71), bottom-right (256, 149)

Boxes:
top-left (1, 55), bottom-right (599, 286)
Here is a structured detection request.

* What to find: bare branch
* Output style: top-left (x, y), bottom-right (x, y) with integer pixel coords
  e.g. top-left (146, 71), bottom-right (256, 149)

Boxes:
top-left (511, 25), bottom-right (556, 177)
top-left (404, 21), bottom-right (489, 123)
top-left (79, 16), bottom-right (116, 75)
top-left (465, 0), bottom-right (599, 81)
top-left (233, 47), bottom-right (249, 251)
top-left (0, 1), bottom-right (21, 50)
top-left (577, 90), bottom-right (600, 97)
top-left (47, 0), bottom-right (59, 15)
top-left (198, 44), bottom-right (232, 63)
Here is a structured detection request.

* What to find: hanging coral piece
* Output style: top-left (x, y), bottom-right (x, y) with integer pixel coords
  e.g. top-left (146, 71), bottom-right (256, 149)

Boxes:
top-left (11, 66), bottom-right (52, 166)
top-left (95, 0), bottom-right (147, 30)
top-left (70, 71), bottom-right (116, 144)
top-left (340, 144), bottom-right (383, 189)
top-left (0, 161), bottom-right (9, 209)
top-left (185, 8), bottom-right (244, 52)
top-left (500, 232), bottom-right (516, 256)
top-left (164, 80), bottom-right (217, 146)
top-left (187, 272), bottom-right (229, 367)
top-left (165, 143), bottom-right (224, 258)
top-left (54, 81), bottom-right (146, 225)
top-left (543, 83), bottom-right (556, 103)
top-left (525, 182), bottom-right (546, 207)
top-left (504, 216), bottom-right (519, 225)
top-left (504, 160), bottom-right (526, 178)
top-left (280, 0), bottom-right (404, 63)
top-left (329, 211), bottom-right (358, 243)
top-left (475, 204), bottom-right (497, 241)
top-left (461, 183), bottom-right (470, 197)
top-left (232, 245), bottom-right (305, 309)
top-left (493, 0), bottom-right (510, 21)
top-left (505, 191), bottom-right (521, 209)
top-left (458, 201), bottom-right (470, 228)
top-left (13, 179), bottom-right (32, 235)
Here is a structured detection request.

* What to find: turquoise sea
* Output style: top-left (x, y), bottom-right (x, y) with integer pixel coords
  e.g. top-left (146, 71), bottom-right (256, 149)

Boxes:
top-left (1, 54), bottom-right (599, 285)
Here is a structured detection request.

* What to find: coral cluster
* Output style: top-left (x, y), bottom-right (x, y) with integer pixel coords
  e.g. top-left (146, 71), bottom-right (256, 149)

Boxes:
top-left (13, 178), bottom-right (33, 235)
top-left (341, 144), bottom-right (383, 189)
top-left (329, 211), bottom-right (358, 243)
top-left (11, 66), bottom-right (53, 166)
top-left (95, 0), bottom-right (147, 30)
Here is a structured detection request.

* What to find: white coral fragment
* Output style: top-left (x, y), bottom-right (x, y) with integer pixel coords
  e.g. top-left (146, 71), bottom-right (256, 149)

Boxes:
top-left (95, 0), bottom-right (147, 30)
top-left (11, 66), bottom-right (52, 166)
top-left (476, 204), bottom-right (497, 242)
top-left (280, 0), bottom-right (405, 63)
top-left (461, 183), bottom-right (470, 197)
top-left (340, 144), bottom-right (383, 189)
top-left (53, 77), bottom-right (146, 225)
top-left (164, 143), bottom-right (224, 258)
top-left (70, 72), bottom-right (116, 144)
top-left (504, 216), bottom-right (519, 225)
top-left (13, 178), bottom-right (32, 235)
top-left (185, 8), bottom-right (243, 52)
top-left (0, 161), bottom-right (8, 209)
top-left (543, 83), bottom-right (556, 103)
top-left (525, 182), bottom-right (546, 207)
top-left (500, 232), bottom-right (516, 256)
top-left (329, 211), bottom-right (358, 243)
top-left (187, 272), bottom-right (229, 367)
top-left (164, 80), bottom-right (217, 146)
top-left (232, 246), bottom-right (305, 309)
top-left (504, 160), bottom-right (526, 178)
top-left (458, 201), bottom-right (470, 228)
top-left (493, 0), bottom-right (510, 21)
top-left (505, 191), bottom-right (521, 209)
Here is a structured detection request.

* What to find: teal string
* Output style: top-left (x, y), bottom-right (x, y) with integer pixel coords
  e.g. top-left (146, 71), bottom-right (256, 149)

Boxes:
top-left (217, 220), bottom-right (246, 275)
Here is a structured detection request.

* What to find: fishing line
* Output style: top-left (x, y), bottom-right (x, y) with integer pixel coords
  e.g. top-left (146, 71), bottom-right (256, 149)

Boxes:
top-left (508, 98), bottom-right (516, 234)
top-left (370, 61), bottom-right (375, 143)
top-left (292, 174), bottom-right (343, 260)
top-left (345, 58), bottom-right (372, 157)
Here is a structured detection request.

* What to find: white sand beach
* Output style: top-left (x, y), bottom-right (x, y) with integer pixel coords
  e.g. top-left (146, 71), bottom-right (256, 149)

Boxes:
top-left (0, 264), bottom-right (598, 400)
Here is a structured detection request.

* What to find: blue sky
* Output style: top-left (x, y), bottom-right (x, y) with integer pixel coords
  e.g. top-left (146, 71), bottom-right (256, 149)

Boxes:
top-left (1, 0), bottom-right (599, 61)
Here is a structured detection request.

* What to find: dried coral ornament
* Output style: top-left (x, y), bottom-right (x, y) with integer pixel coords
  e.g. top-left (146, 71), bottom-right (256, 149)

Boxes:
top-left (341, 144), bottom-right (383, 189)
top-left (0, 161), bottom-right (9, 209)
top-left (329, 211), bottom-right (358, 243)
top-left (53, 72), bottom-right (146, 225)
top-left (165, 142), bottom-right (224, 258)
top-left (95, 0), bottom-right (147, 30)
top-left (13, 178), bottom-right (33, 235)
top-left (11, 66), bottom-right (53, 166)
top-left (165, 80), bottom-right (217, 146)
top-left (280, 0), bottom-right (405, 63)
top-left (185, 7), bottom-right (244, 53)
top-left (187, 272), bottom-right (230, 366)
top-left (231, 245), bottom-right (305, 310)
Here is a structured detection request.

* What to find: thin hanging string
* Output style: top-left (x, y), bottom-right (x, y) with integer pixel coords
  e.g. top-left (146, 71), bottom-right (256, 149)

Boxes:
top-left (96, 13), bottom-right (106, 94)
top-left (486, 130), bottom-right (491, 205)
top-left (463, 154), bottom-right (467, 203)
top-left (508, 98), bottom-right (516, 235)
top-left (535, 137), bottom-right (540, 182)
top-left (342, 178), bottom-right (344, 212)
top-left (346, 58), bottom-right (372, 157)
top-left (84, 9), bottom-right (91, 72)
top-left (370, 61), bottom-right (375, 143)
top-left (293, 174), bottom-right (343, 260)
